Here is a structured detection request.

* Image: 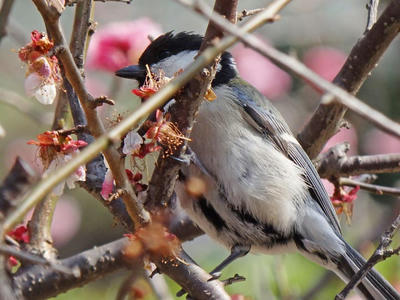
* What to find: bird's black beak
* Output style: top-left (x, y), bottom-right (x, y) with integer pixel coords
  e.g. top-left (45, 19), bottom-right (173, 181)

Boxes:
top-left (115, 65), bottom-right (146, 84)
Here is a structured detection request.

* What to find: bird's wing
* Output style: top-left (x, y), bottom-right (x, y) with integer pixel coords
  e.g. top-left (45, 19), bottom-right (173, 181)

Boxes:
top-left (231, 84), bottom-right (342, 235)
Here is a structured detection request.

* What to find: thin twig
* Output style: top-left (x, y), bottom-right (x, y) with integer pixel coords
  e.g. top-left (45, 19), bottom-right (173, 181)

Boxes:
top-left (177, 0), bottom-right (400, 148)
top-left (299, 0), bottom-right (400, 159)
top-left (339, 177), bottom-right (400, 197)
top-left (0, 0), bottom-right (15, 44)
top-left (317, 143), bottom-right (400, 178)
top-left (237, 8), bottom-right (264, 21)
top-left (366, 0), bottom-right (380, 31)
top-left (0, 244), bottom-right (76, 275)
top-left (336, 214), bottom-right (400, 299)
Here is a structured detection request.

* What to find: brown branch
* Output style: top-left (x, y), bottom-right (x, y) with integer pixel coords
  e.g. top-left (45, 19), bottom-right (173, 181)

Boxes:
top-left (317, 143), bottom-right (400, 178)
top-left (299, 0), bottom-right (400, 159)
top-left (339, 177), bottom-right (400, 197)
top-left (366, 0), bottom-right (379, 31)
top-left (31, 0), bottom-right (150, 228)
top-left (336, 214), bottom-right (400, 299)
top-left (13, 238), bottom-right (129, 300)
top-left (0, 0), bottom-right (15, 44)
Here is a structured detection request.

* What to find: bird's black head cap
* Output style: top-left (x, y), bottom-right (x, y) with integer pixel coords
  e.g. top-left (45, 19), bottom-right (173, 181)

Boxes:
top-left (118, 31), bottom-right (237, 88)
top-left (139, 31), bottom-right (203, 67)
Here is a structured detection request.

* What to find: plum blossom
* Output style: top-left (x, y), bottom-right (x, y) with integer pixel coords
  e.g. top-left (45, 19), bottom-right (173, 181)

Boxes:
top-left (86, 18), bottom-right (162, 72)
top-left (231, 38), bottom-right (292, 100)
top-left (27, 131), bottom-right (87, 196)
top-left (303, 46), bottom-right (347, 82)
top-left (18, 30), bottom-right (61, 105)
top-left (101, 165), bottom-right (114, 200)
top-left (123, 131), bottom-right (143, 155)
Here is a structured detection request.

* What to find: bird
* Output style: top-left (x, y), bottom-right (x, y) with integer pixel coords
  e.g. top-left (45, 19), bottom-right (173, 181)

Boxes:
top-left (116, 31), bottom-right (400, 299)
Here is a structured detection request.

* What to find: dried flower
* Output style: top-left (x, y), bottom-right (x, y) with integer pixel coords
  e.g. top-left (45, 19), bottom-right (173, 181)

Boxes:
top-left (18, 30), bottom-right (62, 105)
top-left (124, 221), bottom-right (180, 260)
top-left (27, 131), bottom-right (87, 196)
top-left (331, 185), bottom-right (360, 223)
top-left (143, 109), bottom-right (189, 157)
top-left (131, 66), bottom-right (176, 100)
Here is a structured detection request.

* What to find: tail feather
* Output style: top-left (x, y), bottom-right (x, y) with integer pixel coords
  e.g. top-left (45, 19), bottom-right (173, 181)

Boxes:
top-left (336, 242), bottom-right (399, 300)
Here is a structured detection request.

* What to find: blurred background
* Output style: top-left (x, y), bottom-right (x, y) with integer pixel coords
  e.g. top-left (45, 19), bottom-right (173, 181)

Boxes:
top-left (0, 0), bottom-right (399, 299)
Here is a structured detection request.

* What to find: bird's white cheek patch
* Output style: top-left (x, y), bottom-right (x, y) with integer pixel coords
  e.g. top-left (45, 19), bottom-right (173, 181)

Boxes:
top-left (151, 50), bottom-right (198, 77)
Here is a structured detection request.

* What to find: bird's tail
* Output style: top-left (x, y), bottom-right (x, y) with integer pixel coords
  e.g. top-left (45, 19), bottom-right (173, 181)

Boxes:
top-left (335, 241), bottom-right (399, 300)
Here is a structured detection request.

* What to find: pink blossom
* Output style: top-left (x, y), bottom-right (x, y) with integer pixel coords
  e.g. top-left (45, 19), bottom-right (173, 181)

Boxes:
top-left (231, 39), bottom-right (292, 100)
top-left (303, 46), bottom-right (347, 82)
top-left (86, 18), bottom-right (162, 72)
top-left (101, 167), bottom-right (114, 199)
top-left (363, 129), bottom-right (400, 154)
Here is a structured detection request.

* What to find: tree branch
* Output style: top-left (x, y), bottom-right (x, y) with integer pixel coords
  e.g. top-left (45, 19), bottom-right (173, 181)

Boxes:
top-left (237, 8), bottom-right (265, 21)
top-left (317, 143), bottom-right (400, 178)
top-left (0, 0), bottom-right (15, 44)
top-left (299, 0), bottom-right (400, 159)
top-left (335, 214), bottom-right (400, 299)
top-left (13, 238), bottom-right (129, 299)
top-left (339, 177), bottom-right (400, 197)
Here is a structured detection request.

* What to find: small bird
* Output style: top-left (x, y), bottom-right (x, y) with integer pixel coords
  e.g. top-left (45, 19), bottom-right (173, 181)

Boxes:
top-left (116, 32), bottom-right (399, 299)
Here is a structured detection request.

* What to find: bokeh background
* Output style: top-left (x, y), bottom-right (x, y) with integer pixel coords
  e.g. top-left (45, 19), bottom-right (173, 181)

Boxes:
top-left (0, 0), bottom-right (399, 299)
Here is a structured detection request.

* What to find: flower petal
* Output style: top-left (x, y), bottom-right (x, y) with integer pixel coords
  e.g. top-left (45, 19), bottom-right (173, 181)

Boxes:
top-left (123, 131), bottom-right (143, 155)
top-left (34, 81), bottom-right (57, 105)
top-left (101, 168), bottom-right (114, 199)
top-left (24, 72), bottom-right (42, 97)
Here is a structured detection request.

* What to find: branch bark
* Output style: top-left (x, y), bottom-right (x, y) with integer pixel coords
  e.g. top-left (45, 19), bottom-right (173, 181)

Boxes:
top-left (299, 0), bottom-right (400, 159)
top-left (317, 143), bottom-right (400, 178)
